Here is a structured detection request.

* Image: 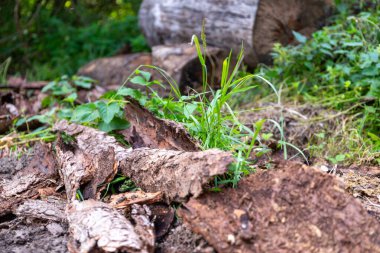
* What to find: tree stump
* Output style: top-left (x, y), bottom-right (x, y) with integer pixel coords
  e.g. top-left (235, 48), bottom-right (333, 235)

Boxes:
top-left (139, 0), bottom-right (332, 66)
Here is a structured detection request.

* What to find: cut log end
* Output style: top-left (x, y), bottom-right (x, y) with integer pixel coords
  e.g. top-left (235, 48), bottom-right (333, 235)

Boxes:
top-left (252, 0), bottom-right (333, 65)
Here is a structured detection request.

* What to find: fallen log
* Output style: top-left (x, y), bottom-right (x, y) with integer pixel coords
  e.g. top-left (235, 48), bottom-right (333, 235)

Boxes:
top-left (77, 45), bottom-right (226, 95)
top-left (77, 53), bottom-right (152, 88)
top-left (178, 161), bottom-right (380, 252)
top-left (151, 44), bottom-right (226, 92)
top-left (139, 0), bottom-right (332, 66)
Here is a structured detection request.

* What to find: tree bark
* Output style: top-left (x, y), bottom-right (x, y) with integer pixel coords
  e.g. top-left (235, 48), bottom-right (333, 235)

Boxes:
top-left (139, 0), bottom-right (332, 66)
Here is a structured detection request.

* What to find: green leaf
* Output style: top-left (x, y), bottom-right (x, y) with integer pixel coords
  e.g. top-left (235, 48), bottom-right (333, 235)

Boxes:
top-left (139, 70), bottom-right (151, 82)
top-left (335, 154), bottom-right (346, 162)
top-left (42, 81), bottom-right (57, 93)
top-left (63, 93), bottom-right (77, 103)
top-left (97, 101), bottom-right (120, 124)
top-left (73, 80), bottom-right (92, 89)
top-left (98, 117), bottom-right (130, 132)
top-left (183, 103), bottom-right (198, 119)
top-left (117, 87), bottom-right (142, 98)
top-left (71, 103), bottom-right (99, 123)
top-left (130, 76), bottom-right (148, 86)
top-left (292, 31), bottom-right (307, 44)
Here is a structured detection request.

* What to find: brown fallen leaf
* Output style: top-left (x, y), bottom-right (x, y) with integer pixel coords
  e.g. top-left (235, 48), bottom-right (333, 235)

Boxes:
top-left (55, 136), bottom-right (118, 202)
top-left (120, 97), bottom-right (200, 151)
top-left (0, 143), bottom-right (59, 216)
top-left (109, 191), bottom-right (163, 209)
top-left (67, 200), bottom-right (153, 253)
top-left (179, 161), bottom-right (380, 252)
top-left (14, 198), bottom-right (66, 222)
top-left (54, 120), bottom-right (234, 203)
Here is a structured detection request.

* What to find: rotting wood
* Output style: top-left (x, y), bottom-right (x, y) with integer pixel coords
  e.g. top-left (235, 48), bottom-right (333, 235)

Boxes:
top-left (109, 191), bottom-right (163, 209)
top-left (131, 204), bottom-right (155, 253)
top-left (55, 137), bottom-right (118, 202)
top-left (139, 0), bottom-right (332, 66)
top-left (0, 143), bottom-right (59, 216)
top-left (54, 120), bottom-right (234, 203)
top-left (120, 97), bottom-right (200, 151)
top-left (14, 198), bottom-right (66, 222)
top-left (178, 161), bottom-right (380, 252)
top-left (149, 204), bottom-right (175, 239)
top-left (67, 200), bottom-right (153, 253)
top-left (119, 148), bottom-right (234, 203)
top-left (75, 53), bottom-right (174, 96)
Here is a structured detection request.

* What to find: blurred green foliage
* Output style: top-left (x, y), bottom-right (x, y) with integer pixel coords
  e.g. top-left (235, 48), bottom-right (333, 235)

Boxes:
top-left (256, 1), bottom-right (380, 135)
top-left (0, 0), bottom-right (148, 80)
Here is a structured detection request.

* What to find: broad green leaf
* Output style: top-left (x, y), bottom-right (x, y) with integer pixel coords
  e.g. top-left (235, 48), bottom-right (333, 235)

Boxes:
top-left (73, 80), bottom-right (92, 89)
top-left (139, 70), bottom-right (151, 82)
top-left (98, 117), bottom-right (130, 132)
top-left (117, 87), bottom-right (142, 98)
top-left (97, 101), bottom-right (120, 124)
top-left (63, 93), bottom-right (77, 103)
top-left (292, 31), bottom-right (307, 44)
top-left (130, 76), bottom-right (148, 86)
top-left (335, 154), bottom-right (346, 162)
top-left (71, 103), bottom-right (99, 123)
top-left (183, 103), bottom-right (198, 119)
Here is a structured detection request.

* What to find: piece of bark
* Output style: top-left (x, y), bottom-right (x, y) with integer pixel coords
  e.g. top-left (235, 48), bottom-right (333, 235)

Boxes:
top-left (67, 200), bottom-right (153, 253)
top-left (139, 0), bottom-right (332, 67)
top-left (152, 44), bottom-right (226, 92)
top-left (119, 148), bottom-right (234, 202)
top-left (131, 204), bottom-right (155, 253)
top-left (109, 191), bottom-right (163, 209)
top-left (0, 143), bottom-right (59, 216)
top-left (150, 204), bottom-right (175, 239)
top-left (178, 161), bottom-right (380, 252)
top-left (120, 97), bottom-right (200, 151)
top-left (14, 198), bottom-right (66, 222)
top-left (55, 137), bottom-right (118, 202)
top-left (54, 120), bottom-right (234, 203)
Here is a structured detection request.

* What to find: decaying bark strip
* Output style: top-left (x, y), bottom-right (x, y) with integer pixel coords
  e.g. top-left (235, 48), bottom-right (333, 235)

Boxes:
top-left (54, 120), bottom-right (234, 202)
top-left (0, 143), bottom-right (59, 216)
top-left (120, 97), bottom-right (200, 151)
top-left (55, 138), bottom-right (118, 202)
top-left (14, 198), bottom-right (66, 222)
top-left (67, 200), bottom-right (154, 253)
top-left (109, 191), bottom-right (163, 209)
top-left (179, 161), bottom-right (380, 252)
top-left (119, 148), bottom-right (234, 202)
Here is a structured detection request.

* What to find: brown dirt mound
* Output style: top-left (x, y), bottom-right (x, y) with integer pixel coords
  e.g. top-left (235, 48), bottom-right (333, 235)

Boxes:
top-left (179, 161), bottom-right (380, 253)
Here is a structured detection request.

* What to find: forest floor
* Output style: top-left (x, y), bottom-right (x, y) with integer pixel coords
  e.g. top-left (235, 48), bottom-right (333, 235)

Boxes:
top-left (0, 79), bottom-right (379, 252)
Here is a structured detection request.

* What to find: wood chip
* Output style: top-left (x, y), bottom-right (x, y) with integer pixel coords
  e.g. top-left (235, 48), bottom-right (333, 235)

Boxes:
top-left (67, 200), bottom-right (153, 253)
top-left (109, 191), bottom-right (163, 209)
top-left (14, 198), bottom-right (66, 222)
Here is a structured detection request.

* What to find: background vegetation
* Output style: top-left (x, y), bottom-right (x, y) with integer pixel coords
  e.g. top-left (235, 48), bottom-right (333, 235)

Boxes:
top-left (0, 0), bottom-right (148, 80)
